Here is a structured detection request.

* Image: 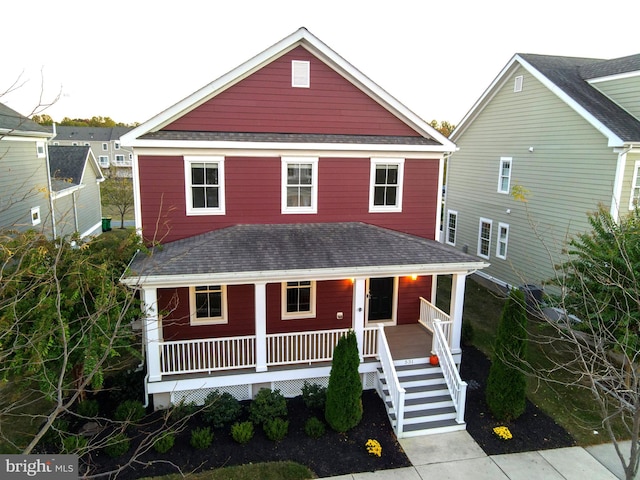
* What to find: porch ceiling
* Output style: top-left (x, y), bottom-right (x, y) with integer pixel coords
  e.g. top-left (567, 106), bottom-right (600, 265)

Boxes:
top-left (122, 222), bottom-right (487, 286)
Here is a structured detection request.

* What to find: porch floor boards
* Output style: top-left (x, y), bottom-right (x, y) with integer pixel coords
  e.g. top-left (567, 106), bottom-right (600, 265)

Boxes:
top-left (384, 323), bottom-right (432, 360)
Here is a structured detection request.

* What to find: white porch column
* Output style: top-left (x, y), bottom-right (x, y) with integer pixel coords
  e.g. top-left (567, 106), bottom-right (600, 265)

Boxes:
top-left (352, 277), bottom-right (366, 360)
top-left (142, 287), bottom-right (162, 382)
top-left (254, 282), bottom-right (268, 372)
top-left (449, 273), bottom-right (467, 355)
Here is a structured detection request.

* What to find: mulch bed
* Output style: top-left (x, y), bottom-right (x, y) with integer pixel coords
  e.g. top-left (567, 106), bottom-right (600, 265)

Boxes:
top-left (76, 344), bottom-right (575, 478)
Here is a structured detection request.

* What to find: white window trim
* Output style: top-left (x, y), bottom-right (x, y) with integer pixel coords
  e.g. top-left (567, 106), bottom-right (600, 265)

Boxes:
top-left (514, 75), bottom-right (523, 92)
top-left (114, 142), bottom-right (120, 150)
top-left (281, 157), bottom-right (318, 214)
top-left (477, 217), bottom-right (492, 260)
top-left (446, 210), bottom-right (458, 246)
top-left (98, 156), bottom-right (109, 167)
top-left (102, 143), bottom-right (108, 151)
top-left (30, 206), bottom-right (41, 226)
top-left (496, 222), bottom-right (509, 260)
top-left (292, 60), bottom-right (310, 88)
top-left (36, 141), bottom-right (45, 158)
top-left (498, 157), bottom-right (512, 194)
top-left (629, 160), bottom-right (640, 210)
top-left (189, 285), bottom-right (228, 325)
top-left (281, 281), bottom-right (316, 319)
top-left (369, 158), bottom-right (405, 213)
top-left (184, 156), bottom-right (226, 216)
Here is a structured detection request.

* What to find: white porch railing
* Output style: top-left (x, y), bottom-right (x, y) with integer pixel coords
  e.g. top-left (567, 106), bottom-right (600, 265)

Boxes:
top-left (431, 319), bottom-right (467, 424)
top-left (376, 324), bottom-right (406, 436)
top-left (266, 328), bottom-right (349, 366)
top-left (419, 296), bottom-right (453, 347)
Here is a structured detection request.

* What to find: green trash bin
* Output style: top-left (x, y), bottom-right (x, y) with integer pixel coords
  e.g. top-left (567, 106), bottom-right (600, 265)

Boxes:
top-left (102, 217), bottom-right (112, 232)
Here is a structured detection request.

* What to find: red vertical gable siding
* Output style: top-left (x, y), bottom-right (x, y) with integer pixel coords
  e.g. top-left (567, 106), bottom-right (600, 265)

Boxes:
top-left (164, 47), bottom-right (420, 137)
top-left (138, 155), bottom-right (440, 243)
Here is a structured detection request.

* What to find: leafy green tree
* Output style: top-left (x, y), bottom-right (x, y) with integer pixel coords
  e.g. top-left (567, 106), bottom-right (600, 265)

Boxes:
top-left (31, 114), bottom-right (54, 125)
top-left (429, 119), bottom-right (456, 137)
top-left (101, 166), bottom-right (135, 228)
top-left (325, 330), bottom-right (362, 432)
top-left (485, 288), bottom-right (528, 421)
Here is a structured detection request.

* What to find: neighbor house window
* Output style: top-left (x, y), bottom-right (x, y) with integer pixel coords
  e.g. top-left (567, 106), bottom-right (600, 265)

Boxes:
top-left (496, 223), bottom-right (509, 259)
top-left (184, 156), bottom-right (226, 215)
top-left (630, 161), bottom-right (640, 210)
top-left (292, 60), bottom-right (310, 88)
top-left (98, 156), bottom-right (109, 167)
top-left (282, 157), bottom-right (318, 214)
top-left (30, 206), bottom-right (41, 226)
top-left (102, 143), bottom-right (108, 151)
top-left (115, 154), bottom-right (125, 165)
top-left (514, 75), bottom-right (523, 92)
top-left (369, 158), bottom-right (404, 212)
top-left (498, 157), bottom-right (512, 194)
top-left (282, 281), bottom-right (316, 319)
top-left (478, 218), bottom-right (492, 259)
top-left (190, 285), bottom-right (227, 325)
top-left (446, 210), bottom-right (458, 246)
top-left (36, 141), bottom-right (45, 158)
top-left (114, 142), bottom-right (120, 150)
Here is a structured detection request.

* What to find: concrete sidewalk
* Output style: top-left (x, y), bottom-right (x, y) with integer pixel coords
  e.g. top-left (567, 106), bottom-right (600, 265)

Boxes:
top-left (326, 431), bottom-right (636, 479)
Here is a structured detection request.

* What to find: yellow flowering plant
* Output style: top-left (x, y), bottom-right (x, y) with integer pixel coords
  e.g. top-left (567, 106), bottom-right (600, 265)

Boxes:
top-left (493, 426), bottom-right (512, 440)
top-left (365, 439), bottom-right (382, 457)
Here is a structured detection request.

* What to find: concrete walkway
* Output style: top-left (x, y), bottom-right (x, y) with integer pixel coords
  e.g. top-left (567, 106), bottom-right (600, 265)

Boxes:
top-left (326, 431), bottom-right (637, 479)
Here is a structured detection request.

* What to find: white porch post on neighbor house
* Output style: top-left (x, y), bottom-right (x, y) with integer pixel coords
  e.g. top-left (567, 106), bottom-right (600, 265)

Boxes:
top-left (449, 273), bottom-right (467, 355)
top-left (142, 287), bottom-right (162, 382)
top-left (352, 277), bottom-right (366, 360)
top-left (254, 282), bottom-right (268, 372)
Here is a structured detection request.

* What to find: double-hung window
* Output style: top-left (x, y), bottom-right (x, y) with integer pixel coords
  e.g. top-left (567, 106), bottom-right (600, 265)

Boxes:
top-left (184, 156), bottom-right (226, 215)
top-left (498, 157), bottom-right (512, 194)
top-left (446, 210), bottom-right (458, 246)
top-left (496, 223), bottom-right (509, 259)
top-left (478, 218), bottom-right (492, 259)
top-left (282, 281), bottom-right (316, 319)
top-left (282, 157), bottom-right (318, 214)
top-left (630, 161), bottom-right (640, 210)
top-left (369, 158), bottom-right (404, 212)
top-left (190, 285), bottom-right (227, 325)
top-left (98, 156), bottom-right (109, 167)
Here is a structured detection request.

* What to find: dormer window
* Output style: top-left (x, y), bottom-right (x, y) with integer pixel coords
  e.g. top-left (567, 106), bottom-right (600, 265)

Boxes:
top-left (292, 60), bottom-right (310, 88)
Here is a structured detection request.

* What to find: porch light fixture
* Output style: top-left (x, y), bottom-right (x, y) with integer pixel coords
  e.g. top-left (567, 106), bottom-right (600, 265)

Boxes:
top-left (410, 274), bottom-right (418, 280)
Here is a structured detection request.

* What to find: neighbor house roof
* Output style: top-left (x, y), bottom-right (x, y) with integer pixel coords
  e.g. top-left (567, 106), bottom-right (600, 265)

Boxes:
top-left (122, 222), bottom-right (487, 287)
top-left (0, 102), bottom-right (51, 137)
top-left (453, 53), bottom-right (640, 146)
top-left (51, 126), bottom-right (133, 142)
top-left (48, 145), bottom-right (103, 193)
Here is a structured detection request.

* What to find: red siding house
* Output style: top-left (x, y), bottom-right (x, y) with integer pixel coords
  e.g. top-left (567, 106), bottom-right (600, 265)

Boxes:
top-left (121, 28), bottom-right (487, 437)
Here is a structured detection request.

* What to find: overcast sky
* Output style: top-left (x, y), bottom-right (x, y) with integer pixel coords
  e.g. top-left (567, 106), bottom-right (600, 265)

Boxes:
top-left (3, 0), bottom-right (639, 127)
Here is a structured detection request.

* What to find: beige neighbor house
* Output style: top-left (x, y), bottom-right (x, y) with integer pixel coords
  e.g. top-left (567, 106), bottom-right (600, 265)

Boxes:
top-left (444, 53), bottom-right (640, 293)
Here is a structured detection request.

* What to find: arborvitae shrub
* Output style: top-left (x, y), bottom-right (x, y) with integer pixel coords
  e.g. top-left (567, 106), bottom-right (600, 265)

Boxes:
top-left (249, 388), bottom-right (287, 425)
top-left (153, 431), bottom-right (175, 453)
top-left (301, 382), bottom-right (326, 411)
top-left (230, 421), bottom-right (254, 444)
top-left (190, 427), bottom-right (214, 450)
top-left (76, 399), bottom-right (99, 417)
top-left (485, 288), bottom-right (528, 421)
top-left (203, 391), bottom-right (242, 428)
top-left (325, 330), bottom-right (362, 432)
top-left (114, 399), bottom-right (146, 422)
top-left (104, 433), bottom-right (130, 458)
top-left (304, 417), bottom-right (326, 438)
top-left (264, 417), bottom-right (289, 442)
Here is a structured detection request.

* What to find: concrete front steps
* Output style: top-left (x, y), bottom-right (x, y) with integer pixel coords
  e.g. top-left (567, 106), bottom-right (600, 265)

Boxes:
top-left (379, 356), bottom-right (465, 438)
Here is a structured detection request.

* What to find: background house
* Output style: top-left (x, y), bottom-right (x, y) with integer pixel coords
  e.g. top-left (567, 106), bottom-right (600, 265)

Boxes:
top-left (121, 27), bottom-right (487, 437)
top-left (445, 53), bottom-right (640, 291)
top-left (51, 126), bottom-right (134, 178)
top-left (48, 145), bottom-right (105, 238)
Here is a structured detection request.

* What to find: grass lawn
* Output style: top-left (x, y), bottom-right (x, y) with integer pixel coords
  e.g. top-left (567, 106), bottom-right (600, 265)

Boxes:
top-left (437, 274), bottom-right (628, 446)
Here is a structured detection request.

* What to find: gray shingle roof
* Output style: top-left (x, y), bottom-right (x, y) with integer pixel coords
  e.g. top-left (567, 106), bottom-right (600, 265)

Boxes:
top-left (0, 102), bottom-right (50, 134)
top-left (48, 145), bottom-right (90, 191)
top-left (139, 131), bottom-right (439, 146)
top-left (519, 53), bottom-right (640, 142)
top-left (126, 222), bottom-right (484, 280)
top-left (52, 126), bottom-right (133, 142)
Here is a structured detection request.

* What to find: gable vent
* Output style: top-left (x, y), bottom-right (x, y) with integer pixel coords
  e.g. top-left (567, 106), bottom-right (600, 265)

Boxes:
top-left (514, 75), bottom-right (523, 92)
top-left (292, 60), bottom-right (310, 88)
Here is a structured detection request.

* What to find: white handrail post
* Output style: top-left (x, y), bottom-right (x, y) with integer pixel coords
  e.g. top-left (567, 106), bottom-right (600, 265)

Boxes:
top-left (352, 277), bottom-right (366, 361)
top-left (255, 282), bottom-right (267, 372)
top-left (457, 382), bottom-right (467, 424)
top-left (142, 287), bottom-right (162, 382)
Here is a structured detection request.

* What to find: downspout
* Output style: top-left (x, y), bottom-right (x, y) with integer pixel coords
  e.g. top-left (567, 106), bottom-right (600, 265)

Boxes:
top-left (44, 144), bottom-right (57, 239)
top-left (611, 145), bottom-right (632, 222)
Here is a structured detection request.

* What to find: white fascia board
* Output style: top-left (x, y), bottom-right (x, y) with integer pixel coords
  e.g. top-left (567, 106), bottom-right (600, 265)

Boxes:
top-left (587, 69), bottom-right (640, 84)
top-left (121, 261), bottom-right (489, 288)
top-left (0, 131), bottom-right (52, 141)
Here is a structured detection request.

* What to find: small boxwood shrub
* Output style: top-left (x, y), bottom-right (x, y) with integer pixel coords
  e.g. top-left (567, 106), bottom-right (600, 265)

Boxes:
top-left (76, 399), bottom-right (100, 418)
top-left (230, 421), bottom-right (254, 444)
top-left (203, 391), bottom-right (242, 428)
top-left (190, 427), bottom-right (214, 450)
top-left (114, 400), bottom-right (146, 422)
top-left (304, 417), bottom-right (326, 438)
top-left (249, 388), bottom-right (287, 425)
top-left (104, 433), bottom-right (130, 458)
top-left (264, 417), bottom-right (289, 442)
top-left (153, 431), bottom-right (176, 453)
top-left (62, 434), bottom-right (87, 453)
top-left (302, 382), bottom-right (326, 411)
top-left (168, 400), bottom-right (198, 424)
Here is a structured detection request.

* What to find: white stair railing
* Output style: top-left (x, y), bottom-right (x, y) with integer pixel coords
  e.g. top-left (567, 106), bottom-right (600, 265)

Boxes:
top-left (432, 319), bottom-right (467, 424)
top-left (376, 324), bottom-right (406, 436)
